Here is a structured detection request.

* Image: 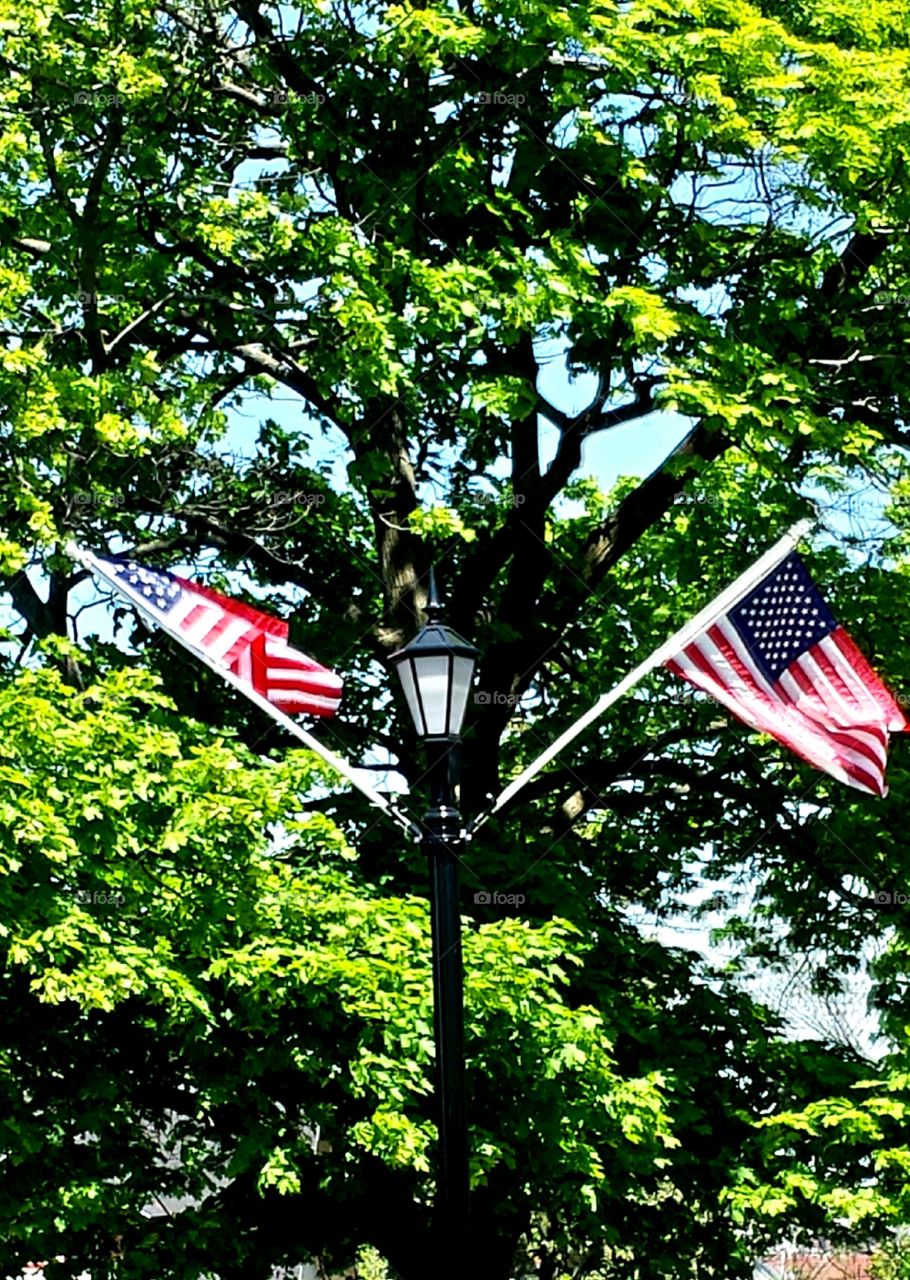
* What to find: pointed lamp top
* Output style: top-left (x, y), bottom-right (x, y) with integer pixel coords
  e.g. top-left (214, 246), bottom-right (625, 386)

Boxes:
top-left (389, 566), bottom-right (478, 741)
top-left (425, 564), bottom-right (443, 623)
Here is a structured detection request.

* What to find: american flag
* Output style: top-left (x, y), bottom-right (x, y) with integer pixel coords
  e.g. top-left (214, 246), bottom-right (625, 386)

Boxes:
top-left (96, 554), bottom-right (343, 718)
top-left (665, 553), bottom-right (907, 796)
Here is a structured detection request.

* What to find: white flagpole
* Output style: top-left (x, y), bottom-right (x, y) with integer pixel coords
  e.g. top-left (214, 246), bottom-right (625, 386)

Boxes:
top-left (67, 542), bottom-right (421, 841)
top-left (468, 520), bottom-right (813, 835)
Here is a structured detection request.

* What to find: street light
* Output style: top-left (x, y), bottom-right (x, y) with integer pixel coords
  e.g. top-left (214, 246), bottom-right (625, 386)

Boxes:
top-left (389, 570), bottom-right (478, 1279)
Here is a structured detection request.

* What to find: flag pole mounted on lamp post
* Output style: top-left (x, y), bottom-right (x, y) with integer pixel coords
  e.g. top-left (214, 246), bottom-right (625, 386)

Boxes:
top-left (65, 541), bottom-right (421, 840)
top-left (469, 519), bottom-right (815, 834)
top-left (388, 569), bottom-right (478, 1280)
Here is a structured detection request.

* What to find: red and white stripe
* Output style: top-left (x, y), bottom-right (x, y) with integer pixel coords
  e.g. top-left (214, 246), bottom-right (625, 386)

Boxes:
top-left (666, 621), bottom-right (906, 796)
top-left (170, 575), bottom-right (343, 719)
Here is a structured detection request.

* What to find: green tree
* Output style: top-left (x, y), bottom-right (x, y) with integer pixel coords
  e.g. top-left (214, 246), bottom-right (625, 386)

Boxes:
top-left (1, 0), bottom-right (910, 1275)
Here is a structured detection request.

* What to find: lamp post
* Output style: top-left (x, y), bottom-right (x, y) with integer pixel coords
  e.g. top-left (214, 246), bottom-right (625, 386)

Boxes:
top-left (389, 570), bottom-right (478, 1280)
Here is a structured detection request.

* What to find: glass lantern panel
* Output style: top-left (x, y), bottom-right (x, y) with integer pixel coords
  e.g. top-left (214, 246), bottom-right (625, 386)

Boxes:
top-left (413, 653), bottom-right (451, 737)
top-left (395, 659), bottom-right (425, 737)
top-left (447, 654), bottom-right (476, 737)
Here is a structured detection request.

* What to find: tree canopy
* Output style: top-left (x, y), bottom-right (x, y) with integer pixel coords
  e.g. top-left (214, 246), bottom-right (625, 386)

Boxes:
top-left (2, 0), bottom-right (910, 1275)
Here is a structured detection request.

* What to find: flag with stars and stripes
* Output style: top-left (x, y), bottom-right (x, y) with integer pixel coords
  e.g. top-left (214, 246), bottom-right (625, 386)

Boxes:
top-left (92, 553), bottom-right (343, 718)
top-left (665, 552), bottom-right (907, 796)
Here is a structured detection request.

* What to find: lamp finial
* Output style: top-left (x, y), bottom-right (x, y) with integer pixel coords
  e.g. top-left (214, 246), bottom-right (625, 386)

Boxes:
top-left (425, 566), bottom-right (444, 622)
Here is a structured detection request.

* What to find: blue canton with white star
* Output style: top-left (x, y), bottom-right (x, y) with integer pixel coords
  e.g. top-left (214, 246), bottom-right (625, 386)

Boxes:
top-left (729, 553), bottom-right (837, 683)
top-left (108, 559), bottom-right (183, 615)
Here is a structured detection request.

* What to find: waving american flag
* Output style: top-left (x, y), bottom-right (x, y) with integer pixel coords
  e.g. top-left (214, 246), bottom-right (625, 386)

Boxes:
top-left (665, 552), bottom-right (906, 796)
top-left (88, 552), bottom-right (343, 718)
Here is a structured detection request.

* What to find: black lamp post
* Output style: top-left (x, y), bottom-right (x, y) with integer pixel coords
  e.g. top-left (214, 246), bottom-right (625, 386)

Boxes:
top-left (389, 570), bottom-right (478, 1279)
